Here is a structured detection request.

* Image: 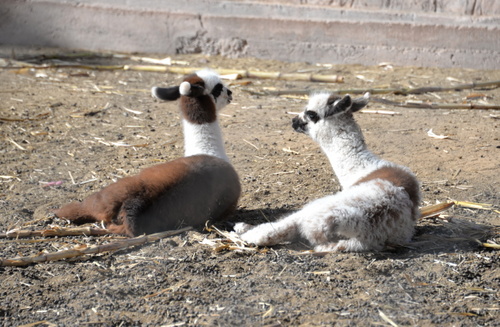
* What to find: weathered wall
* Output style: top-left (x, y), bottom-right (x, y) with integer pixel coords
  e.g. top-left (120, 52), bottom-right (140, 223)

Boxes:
top-left (233, 0), bottom-right (500, 16)
top-left (0, 0), bottom-right (499, 69)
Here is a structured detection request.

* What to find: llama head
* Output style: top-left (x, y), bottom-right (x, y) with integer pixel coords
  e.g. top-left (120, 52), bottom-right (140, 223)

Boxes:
top-left (151, 69), bottom-right (232, 124)
top-left (292, 92), bottom-right (370, 139)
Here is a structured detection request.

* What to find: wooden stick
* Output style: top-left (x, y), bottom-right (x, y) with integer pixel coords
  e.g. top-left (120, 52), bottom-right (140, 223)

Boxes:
top-left (1, 226), bottom-right (192, 267)
top-left (14, 52), bottom-right (188, 66)
top-left (0, 61), bottom-right (344, 83)
top-left (0, 226), bottom-right (111, 239)
top-left (245, 87), bottom-right (500, 109)
top-left (241, 79), bottom-right (500, 96)
top-left (392, 80), bottom-right (500, 95)
top-left (132, 65), bottom-right (346, 83)
top-left (17, 51), bottom-right (114, 61)
top-left (371, 97), bottom-right (500, 110)
top-left (243, 89), bottom-right (500, 110)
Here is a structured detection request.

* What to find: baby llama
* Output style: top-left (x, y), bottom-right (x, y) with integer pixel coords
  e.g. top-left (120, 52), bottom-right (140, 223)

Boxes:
top-left (235, 93), bottom-right (420, 252)
top-left (55, 70), bottom-right (241, 236)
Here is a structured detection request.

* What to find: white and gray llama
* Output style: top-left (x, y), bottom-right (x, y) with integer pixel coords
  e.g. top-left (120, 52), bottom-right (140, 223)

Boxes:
top-left (235, 93), bottom-right (420, 252)
top-left (55, 70), bottom-right (240, 236)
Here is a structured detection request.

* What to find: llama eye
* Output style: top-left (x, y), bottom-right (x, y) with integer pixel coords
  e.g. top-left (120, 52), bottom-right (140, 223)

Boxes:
top-left (211, 84), bottom-right (223, 99)
top-left (305, 111), bottom-right (320, 123)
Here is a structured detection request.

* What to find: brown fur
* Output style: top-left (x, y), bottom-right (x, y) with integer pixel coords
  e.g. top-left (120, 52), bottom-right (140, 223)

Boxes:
top-left (354, 166), bottom-right (420, 210)
top-left (180, 75), bottom-right (217, 124)
top-left (54, 155), bottom-right (240, 236)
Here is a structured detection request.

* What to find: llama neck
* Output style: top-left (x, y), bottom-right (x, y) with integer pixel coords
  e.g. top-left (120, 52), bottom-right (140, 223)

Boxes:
top-left (182, 120), bottom-right (229, 162)
top-left (316, 119), bottom-right (385, 188)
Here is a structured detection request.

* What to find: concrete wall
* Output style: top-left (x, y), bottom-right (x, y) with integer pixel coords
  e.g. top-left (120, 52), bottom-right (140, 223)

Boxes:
top-left (1, 0), bottom-right (499, 69)
top-left (234, 0), bottom-right (500, 16)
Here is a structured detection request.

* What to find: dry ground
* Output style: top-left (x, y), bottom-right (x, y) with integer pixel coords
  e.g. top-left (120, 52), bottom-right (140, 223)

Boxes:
top-left (0, 46), bottom-right (499, 326)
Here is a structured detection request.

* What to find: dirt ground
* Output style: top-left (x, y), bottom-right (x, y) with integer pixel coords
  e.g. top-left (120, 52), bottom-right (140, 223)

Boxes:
top-left (0, 46), bottom-right (499, 327)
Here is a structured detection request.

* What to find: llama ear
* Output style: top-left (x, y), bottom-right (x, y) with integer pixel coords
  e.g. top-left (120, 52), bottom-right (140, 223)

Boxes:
top-left (151, 86), bottom-right (180, 101)
top-left (325, 95), bottom-right (352, 117)
top-left (349, 92), bottom-right (370, 112)
top-left (179, 81), bottom-right (206, 97)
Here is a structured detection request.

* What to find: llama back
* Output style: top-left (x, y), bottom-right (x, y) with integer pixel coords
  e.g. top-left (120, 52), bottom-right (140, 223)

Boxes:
top-left (127, 155), bottom-right (240, 235)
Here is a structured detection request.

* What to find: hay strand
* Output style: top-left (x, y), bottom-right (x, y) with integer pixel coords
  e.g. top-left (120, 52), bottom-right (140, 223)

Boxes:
top-left (379, 310), bottom-right (399, 327)
top-left (419, 200), bottom-right (496, 220)
top-left (202, 225), bottom-right (259, 253)
top-left (454, 201), bottom-right (494, 210)
top-left (419, 201), bottom-right (455, 219)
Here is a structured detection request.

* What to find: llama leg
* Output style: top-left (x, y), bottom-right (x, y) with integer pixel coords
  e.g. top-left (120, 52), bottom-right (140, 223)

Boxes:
top-left (333, 239), bottom-right (372, 252)
top-left (237, 196), bottom-right (340, 248)
top-left (336, 188), bottom-right (415, 251)
top-left (313, 239), bottom-right (370, 252)
top-left (294, 193), bottom-right (392, 252)
top-left (237, 212), bottom-right (303, 246)
top-left (105, 208), bottom-right (136, 237)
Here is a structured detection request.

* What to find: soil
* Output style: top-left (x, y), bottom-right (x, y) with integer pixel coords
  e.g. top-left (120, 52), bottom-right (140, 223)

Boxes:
top-left (0, 46), bottom-right (499, 327)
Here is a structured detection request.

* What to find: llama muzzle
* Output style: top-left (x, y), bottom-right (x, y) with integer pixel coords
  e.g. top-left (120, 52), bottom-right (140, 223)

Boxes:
top-left (292, 116), bottom-right (307, 134)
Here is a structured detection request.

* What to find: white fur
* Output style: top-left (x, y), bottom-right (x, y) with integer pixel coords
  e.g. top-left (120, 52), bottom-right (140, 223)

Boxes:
top-left (196, 69), bottom-right (223, 95)
top-left (182, 70), bottom-right (232, 162)
top-left (151, 86), bottom-right (159, 98)
top-left (179, 81), bottom-right (191, 96)
top-left (235, 93), bottom-right (420, 252)
top-left (183, 120), bottom-right (229, 162)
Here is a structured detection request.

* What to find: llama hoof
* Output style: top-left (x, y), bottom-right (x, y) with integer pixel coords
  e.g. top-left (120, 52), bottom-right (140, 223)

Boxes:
top-left (314, 243), bottom-right (339, 252)
top-left (223, 221), bottom-right (236, 231)
top-left (233, 222), bottom-right (254, 234)
top-left (239, 230), bottom-right (275, 247)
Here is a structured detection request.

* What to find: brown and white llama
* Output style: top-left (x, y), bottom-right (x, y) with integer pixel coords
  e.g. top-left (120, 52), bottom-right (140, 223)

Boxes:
top-left (55, 70), bottom-right (241, 236)
top-left (234, 93), bottom-right (420, 252)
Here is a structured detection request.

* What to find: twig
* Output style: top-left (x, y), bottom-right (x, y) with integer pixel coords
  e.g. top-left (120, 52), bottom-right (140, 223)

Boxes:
top-left (0, 112), bottom-right (51, 122)
top-left (0, 226), bottom-right (192, 266)
top-left (0, 226), bottom-right (111, 239)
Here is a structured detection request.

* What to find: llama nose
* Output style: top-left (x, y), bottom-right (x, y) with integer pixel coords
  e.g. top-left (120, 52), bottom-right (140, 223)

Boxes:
top-left (292, 116), bottom-right (307, 133)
